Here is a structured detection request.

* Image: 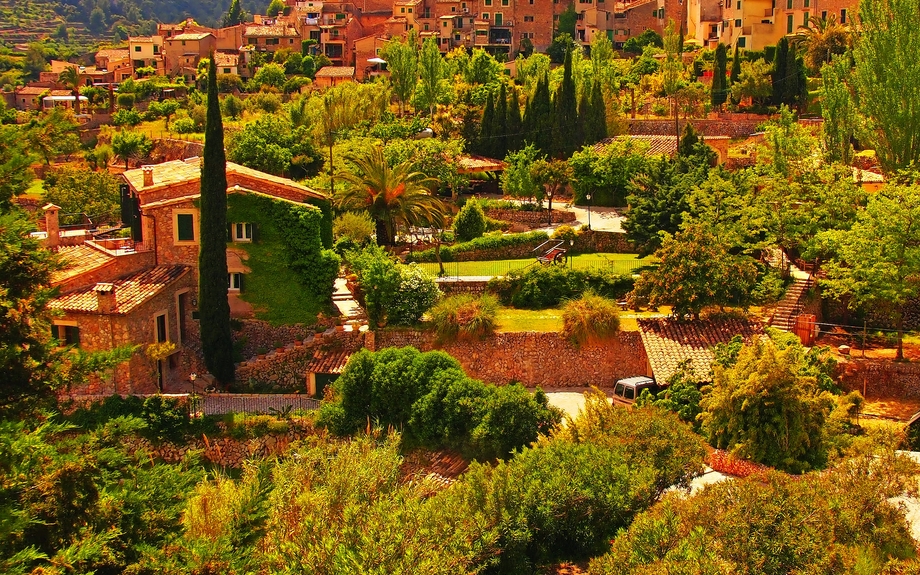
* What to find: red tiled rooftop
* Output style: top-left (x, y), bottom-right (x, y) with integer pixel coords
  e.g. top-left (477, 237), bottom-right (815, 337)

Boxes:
top-left (458, 154), bottom-right (505, 173)
top-left (315, 66), bottom-right (355, 78)
top-left (637, 318), bottom-right (764, 383)
top-left (52, 244), bottom-right (116, 286)
top-left (49, 265), bottom-right (190, 315)
top-left (307, 350), bottom-right (352, 374)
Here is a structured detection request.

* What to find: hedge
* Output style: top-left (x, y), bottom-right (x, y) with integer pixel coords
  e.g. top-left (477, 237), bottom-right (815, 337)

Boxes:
top-left (406, 231), bottom-right (550, 263)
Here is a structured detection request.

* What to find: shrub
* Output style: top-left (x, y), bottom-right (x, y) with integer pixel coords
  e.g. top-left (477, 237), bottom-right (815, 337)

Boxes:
top-left (333, 211), bottom-right (375, 244)
top-left (489, 266), bottom-right (634, 309)
top-left (390, 264), bottom-right (441, 325)
top-left (245, 91), bottom-right (283, 114)
top-left (273, 201), bottom-right (341, 297)
top-left (453, 198), bottom-right (487, 242)
top-left (116, 92), bottom-right (135, 108)
top-left (551, 224), bottom-right (580, 243)
top-left (348, 245), bottom-right (440, 327)
top-left (429, 293), bottom-right (498, 342)
top-left (171, 116), bottom-right (197, 133)
top-left (560, 291), bottom-right (620, 346)
top-left (407, 231), bottom-right (549, 263)
top-left (221, 94), bottom-right (244, 119)
top-left (112, 108), bottom-right (142, 126)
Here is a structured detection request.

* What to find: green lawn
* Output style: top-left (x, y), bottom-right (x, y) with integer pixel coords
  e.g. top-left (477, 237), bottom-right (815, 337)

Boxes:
top-left (23, 179), bottom-right (44, 200)
top-left (416, 253), bottom-right (655, 277)
top-left (496, 308), bottom-right (563, 332)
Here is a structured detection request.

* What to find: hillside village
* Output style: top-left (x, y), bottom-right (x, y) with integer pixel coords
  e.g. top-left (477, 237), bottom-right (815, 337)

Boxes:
top-left (2, 0), bottom-right (920, 572)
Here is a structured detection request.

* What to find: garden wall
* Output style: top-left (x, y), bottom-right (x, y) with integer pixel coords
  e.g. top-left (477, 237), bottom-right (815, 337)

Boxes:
top-left (837, 359), bottom-right (920, 400)
top-left (233, 319), bottom-right (312, 359)
top-left (485, 208), bottom-right (576, 225)
top-left (369, 330), bottom-right (650, 387)
top-left (627, 118), bottom-right (763, 139)
top-left (572, 230), bottom-right (634, 254)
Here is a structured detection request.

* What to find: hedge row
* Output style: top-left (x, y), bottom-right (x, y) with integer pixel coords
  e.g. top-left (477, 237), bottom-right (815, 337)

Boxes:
top-left (406, 231), bottom-right (550, 263)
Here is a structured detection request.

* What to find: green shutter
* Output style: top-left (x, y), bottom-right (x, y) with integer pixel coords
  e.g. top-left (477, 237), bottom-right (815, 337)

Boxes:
top-left (177, 213), bottom-right (195, 241)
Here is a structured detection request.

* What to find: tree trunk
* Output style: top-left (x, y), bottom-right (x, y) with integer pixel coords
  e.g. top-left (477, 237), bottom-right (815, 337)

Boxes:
top-left (434, 237), bottom-right (445, 276)
top-left (375, 217), bottom-right (390, 246)
top-left (897, 312), bottom-right (905, 360)
top-left (547, 192), bottom-right (553, 225)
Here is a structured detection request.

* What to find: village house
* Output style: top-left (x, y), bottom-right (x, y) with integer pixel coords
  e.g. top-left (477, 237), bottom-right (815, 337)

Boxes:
top-left (127, 36), bottom-right (165, 75)
top-left (164, 32), bottom-right (217, 78)
top-left (43, 159), bottom-right (328, 395)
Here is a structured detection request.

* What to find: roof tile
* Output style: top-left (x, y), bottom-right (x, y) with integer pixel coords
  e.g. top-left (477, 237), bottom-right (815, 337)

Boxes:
top-left (49, 265), bottom-right (190, 315)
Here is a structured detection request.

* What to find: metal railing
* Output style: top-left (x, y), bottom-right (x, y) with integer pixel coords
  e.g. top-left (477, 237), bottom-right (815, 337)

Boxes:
top-left (421, 257), bottom-right (650, 278)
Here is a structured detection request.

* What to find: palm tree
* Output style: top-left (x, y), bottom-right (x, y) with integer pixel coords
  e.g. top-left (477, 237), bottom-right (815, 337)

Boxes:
top-left (795, 15), bottom-right (851, 72)
top-left (336, 146), bottom-right (445, 246)
top-left (58, 65), bottom-right (81, 115)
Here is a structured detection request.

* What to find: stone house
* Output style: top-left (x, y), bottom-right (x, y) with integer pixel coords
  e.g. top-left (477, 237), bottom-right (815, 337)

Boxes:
top-left (164, 32), bottom-right (217, 78)
top-left (44, 159), bottom-right (328, 394)
top-left (128, 36), bottom-right (165, 75)
top-left (313, 66), bottom-right (355, 87)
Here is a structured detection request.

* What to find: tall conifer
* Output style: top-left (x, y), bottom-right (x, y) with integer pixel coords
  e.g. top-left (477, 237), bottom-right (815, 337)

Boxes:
top-left (493, 83), bottom-right (509, 159)
top-left (584, 79), bottom-right (607, 145)
top-left (552, 48), bottom-right (578, 158)
top-left (524, 73), bottom-right (552, 156)
top-left (478, 92), bottom-right (495, 158)
top-left (199, 55), bottom-right (234, 385)
top-left (507, 85), bottom-right (523, 153)
top-left (772, 38), bottom-right (789, 106)
top-left (711, 43), bottom-right (728, 108)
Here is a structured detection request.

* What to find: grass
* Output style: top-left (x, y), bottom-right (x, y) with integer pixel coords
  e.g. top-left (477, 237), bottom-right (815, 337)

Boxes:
top-left (23, 179), bottom-right (44, 200)
top-left (494, 305), bottom-right (671, 333)
top-left (416, 253), bottom-right (655, 277)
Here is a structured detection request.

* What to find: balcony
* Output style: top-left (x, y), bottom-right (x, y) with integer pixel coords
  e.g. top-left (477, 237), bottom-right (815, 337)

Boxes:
top-left (489, 29), bottom-right (512, 44)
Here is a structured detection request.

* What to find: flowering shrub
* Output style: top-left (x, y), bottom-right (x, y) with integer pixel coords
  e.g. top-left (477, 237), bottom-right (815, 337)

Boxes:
top-left (706, 449), bottom-right (770, 478)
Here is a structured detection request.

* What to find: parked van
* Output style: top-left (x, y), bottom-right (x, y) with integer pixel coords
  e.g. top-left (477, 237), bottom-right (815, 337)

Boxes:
top-left (613, 376), bottom-right (657, 406)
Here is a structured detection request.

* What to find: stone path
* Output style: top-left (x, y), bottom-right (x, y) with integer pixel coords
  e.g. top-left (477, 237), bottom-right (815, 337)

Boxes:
top-left (332, 277), bottom-right (367, 328)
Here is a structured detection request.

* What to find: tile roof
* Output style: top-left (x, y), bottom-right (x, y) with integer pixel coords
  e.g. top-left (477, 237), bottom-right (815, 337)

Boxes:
top-left (244, 25), bottom-right (300, 37)
top-left (96, 49), bottom-right (131, 60)
top-left (171, 32), bottom-right (214, 41)
top-left (123, 158), bottom-right (327, 202)
top-left (306, 349), bottom-right (352, 374)
top-left (315, 66), bottom-right (355, 78)
top-left (128, 36), bottom-right (160, 43)
top-left (52, 244), bottom-right (116, 286)
top-left (214, 52), bottom-right (239, 67)
top-left (49, 265), bottom-right (190, 315)
top-left (458, 154), bottom-right (505, 173)
top-left (637, 318), bottom-right (764, 383)
top-left (15, 86), bottom-right (50, 95)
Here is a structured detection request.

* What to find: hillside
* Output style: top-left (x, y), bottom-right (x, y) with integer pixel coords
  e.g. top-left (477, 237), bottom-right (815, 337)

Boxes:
top-left (0, 0), bottom-right (265, 50)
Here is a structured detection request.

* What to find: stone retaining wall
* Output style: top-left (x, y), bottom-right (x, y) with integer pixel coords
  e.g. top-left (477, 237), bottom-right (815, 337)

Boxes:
top-left (233, 319), bottom-right (312, 358)
top-left (485, 208), bottom-right (576, 225)
top-left (628, 118), bottom-right (764, 139)
top-left (837, 359), bottom-right (920, 400)
top-left (573, 230), bottom-right (634, 254)
top-left (370, 330), bottom-right (650, 387)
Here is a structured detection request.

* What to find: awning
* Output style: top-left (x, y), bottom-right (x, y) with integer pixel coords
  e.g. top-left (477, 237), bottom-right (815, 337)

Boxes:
top-left (368, 57), bottom-right (386, 64)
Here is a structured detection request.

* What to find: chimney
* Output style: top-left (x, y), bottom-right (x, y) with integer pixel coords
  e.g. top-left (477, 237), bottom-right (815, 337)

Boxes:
top-left (94, 283), bottom-right (117, 314)
top-left (142, 166), bottom-right (154, 187)
top-left (43, 203), bottom-right (61, 249)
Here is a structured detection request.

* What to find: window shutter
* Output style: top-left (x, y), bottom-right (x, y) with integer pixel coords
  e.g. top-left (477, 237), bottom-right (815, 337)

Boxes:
top-left (227, 223), bottom-right (233, 242)
top-left (238, 273), bottom-right (245, 293)
top-left (250, 222), bottom-right (258, 243)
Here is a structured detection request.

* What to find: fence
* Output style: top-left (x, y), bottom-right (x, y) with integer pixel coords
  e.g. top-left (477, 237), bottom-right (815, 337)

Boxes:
top-left (418, 257), bottom-right (651, 279)
top-left (197, 393), bottom-right (320, 416)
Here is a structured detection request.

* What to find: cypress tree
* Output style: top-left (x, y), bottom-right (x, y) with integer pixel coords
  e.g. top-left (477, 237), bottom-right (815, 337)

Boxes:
top-left (507, 85), bottom-right (523, 153)
top-left (199, 55), bottom-right (235, 385)
top-left (493, 83), bottom-right (509, 159)
top-left (524, 73), bottom-right (553, 156)
top-left (711, 43), bottom-right (728, 108)
top-left (478, 92), bottom-right (495, 157)
top-left (772, 38), bottom-right (789, 106)
top-left (577, 89), bottom-right (589, 149)
top-left (729, 47), bottom-right (741, 104)
top-left (783, 51), bottom-right (807, 111)
top-left (552, 48), bottom-right (578, 158)
top-left (584, 78), bottom-right (607, 145)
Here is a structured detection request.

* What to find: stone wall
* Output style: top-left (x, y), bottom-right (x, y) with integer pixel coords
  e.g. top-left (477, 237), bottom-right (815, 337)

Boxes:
top-left (149, 138), bottom-right (205, 164)
top-left (370, 330), bottom-right (650, 387)
top-left (627, 118), bottom-right (765, 139)
top-left (485, 208), bottom-right (576, 226)
top-left (233, 319), bottom-right (312, 358)
top-left (837, 359), bottom-right (920, 400)
top-left (436, 278), bottom-right (491, 296)
top-left (573, 230), bottom-right (634, 254)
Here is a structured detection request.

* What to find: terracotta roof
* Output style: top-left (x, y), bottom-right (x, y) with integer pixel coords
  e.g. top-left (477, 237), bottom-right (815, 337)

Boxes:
top-left (123, 158), bottom-right (327, 202)
top-left (171, 32), bottom-right (214, 41)
top-left (15, 86), bottom-right (49, 96)
top-left (244, 25), bottom-right (300, 37)
top-left (49, 60), bottom-right (78, 73)
top-left (315, 66), bottom-right (355, 78)
top-left (49, 265), bottom-right (191, 315)
top-left (96, 49), bottom-right (130, 61)
top-left (214, 52), bottom-right (239, 67)
top-left (637, 318), bottom-right (764, 383)
top-left (128, 36), bottom-right (160, 43)
top-left (458, 154), bottom-right (505, 173)
top-left (52, 244), bottom-right (116, 286)
top-left (307, 350), bottom-right (352, 374)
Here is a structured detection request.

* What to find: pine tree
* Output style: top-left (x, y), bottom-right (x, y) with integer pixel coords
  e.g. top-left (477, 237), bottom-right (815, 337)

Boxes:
top-left (223, 0), bottom-right (246, 26)
top-left (772, 37), bottom-right (789, 107)
top-left (711, 43), bottom-right (728, 108)
top-left (199, 55), bottom-right (235, 385)
top-left (584, 79), bottom-right (607, 145)
top-left (493, 83), bottom-right (509, 159)
top-left (524, 73), bottom-right (553, 156)
top-left (507, 85), bottom-right (523, 153)
top-left (478, 92), bottom-right (495, 157)
top-left (552, 48), bottom-right (578, 158)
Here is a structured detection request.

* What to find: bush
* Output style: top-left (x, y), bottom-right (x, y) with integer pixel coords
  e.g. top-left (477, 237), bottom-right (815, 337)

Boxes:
top-left (273, 201), bottom-right (341, 297)
top-left (551, 224), bottom-right (580, 243)
top-left (112, 108), bottom-right (142, 126)
top-left (429, 293), bottom-right (498, 342)
top-left (333, 211), bottom-right (375, 244)
top-left (171, 116), bottom-right (197, 134)
top-left (453, 199), bottom-right (487, 242)
top-left (221, 94), bottom-right (244, 119)
top-left (348, 245), bottom-right (440, 327)
top-left (560, 291), bottom-right (620, 346)
top-left (116, 92), bottom-right (135, 108)
top-left (318, 347), bottom-right (562, 460)
top-left (489, 266), bottom-right (634, 309)
top-left (407, 231), bottom-right (549, 263)
top-left (390, 264), bottom-right (441, 326)
top-left (245, 91), bottom-right (283, 114)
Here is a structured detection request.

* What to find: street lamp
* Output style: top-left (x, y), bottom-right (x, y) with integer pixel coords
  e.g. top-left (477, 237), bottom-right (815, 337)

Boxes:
top-left (569, 238), bottom-right (574, 269)
top-left (189, 372), bottom-right (197, 394)
top-left (585, 193), bottom-right (592, 230)
top-left (547, 189), bottom-right (554, 226)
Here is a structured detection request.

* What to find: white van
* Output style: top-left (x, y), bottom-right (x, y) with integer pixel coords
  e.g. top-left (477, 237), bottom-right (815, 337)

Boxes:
top-left (613, 376), bottom-right (657, 406)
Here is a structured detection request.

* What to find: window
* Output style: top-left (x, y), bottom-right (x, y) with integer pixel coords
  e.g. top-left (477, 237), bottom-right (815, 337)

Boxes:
top-left (424, 23), bottom-right (429, 30)
top-left (737, 36), bottom-right (746, 47)
top-left (840, 8), bottom-right (846, 23)
top-left (153, 45), bottom-right (159, 54)
top-left (231, 223), bottom-right (253, 242)
top-left (803, 0), bottom-right (809, 7)
top-left (53, 324), bottom-right (80, 347)
top-left (401, 7), bottom-right (405, 12)
top-left (228, 273), bottom-right (243, 292)
top-left (408, 7), bottom-right (412, 12)
top-left (174, 211), bottom-right (196, 243)
top-left (485, 0), bottom-right (492, 5)
top-left (524, 15), bottom-right (534, 21)
top-left (223, 67), bottom-right (231, 73)
top-left (624, 386), bottom-right (634, 400)
top-left (786, 0), bottom-right (792, 7)
top-left (786, 13), bottom-right (793, 33)
top-left (155, 312), bottom-right (168, 343)
top-left (134, 45), bottom-right (141, 52)
top-left (181, 40), bottom-right (186, 46)
top-left (803, 11), bottom-right (809, 25)
top-left (735, 18), bottom-right (741, 26)
top-left (502, 0), bottom-right (509, 5)
top-left (821, 10), bottom-right (827, 19)
top-left (736, 0), bottom-right (740, 8)
top-left (482, 12), bottom-right (489, 18)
